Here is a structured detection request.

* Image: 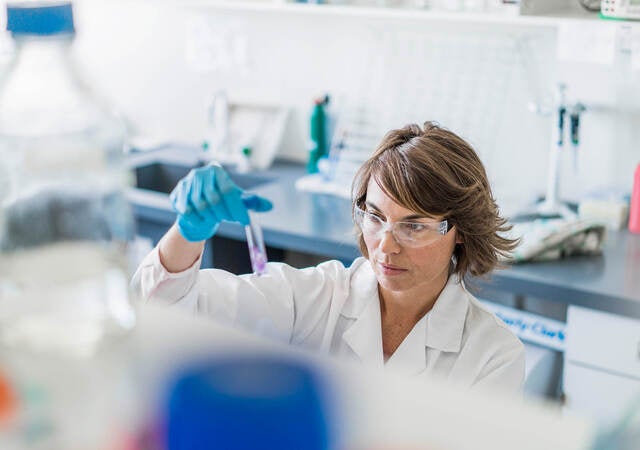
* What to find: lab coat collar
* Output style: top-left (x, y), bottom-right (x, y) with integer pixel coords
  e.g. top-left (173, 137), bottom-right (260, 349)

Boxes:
top-left (340, 261), bottom-right (469, 372)
top-left (340, 259), bottom-right (377, 319)
top-left (425, 275), bottom-right (469, 354)
top-left (382, 276), bottom-right (470, 374)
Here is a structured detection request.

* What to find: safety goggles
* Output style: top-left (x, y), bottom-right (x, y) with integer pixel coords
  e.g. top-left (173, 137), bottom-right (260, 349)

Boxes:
top-left (354, 207), bottom-right (451, 248)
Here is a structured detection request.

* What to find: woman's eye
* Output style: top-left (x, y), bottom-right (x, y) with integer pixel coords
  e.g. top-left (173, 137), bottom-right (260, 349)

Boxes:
top-left (403, 223), bottom-right (426, 233)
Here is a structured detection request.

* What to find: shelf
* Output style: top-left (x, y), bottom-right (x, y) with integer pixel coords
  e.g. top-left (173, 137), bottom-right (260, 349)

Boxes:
top-left (181, 0), bottom-right (630, 29)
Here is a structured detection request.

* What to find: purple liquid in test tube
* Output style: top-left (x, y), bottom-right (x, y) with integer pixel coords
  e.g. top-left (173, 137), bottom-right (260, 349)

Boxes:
top-left (245, 215), bottom-right (268, 275)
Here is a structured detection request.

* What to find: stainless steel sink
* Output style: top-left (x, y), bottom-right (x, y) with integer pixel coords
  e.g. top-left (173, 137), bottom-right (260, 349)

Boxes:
top-left (134, 161), bottom-right (273, 194)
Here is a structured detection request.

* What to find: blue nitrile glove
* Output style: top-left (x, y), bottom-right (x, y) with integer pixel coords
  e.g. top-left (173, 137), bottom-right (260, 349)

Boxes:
top-left (170, 164), bottom-right (273, 242)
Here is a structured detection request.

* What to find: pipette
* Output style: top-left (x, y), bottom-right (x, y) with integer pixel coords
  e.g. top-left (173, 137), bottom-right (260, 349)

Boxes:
top-left (245, 213), bottom-right (268, 275)
top-left (570, 103), bottom-right (585, 173)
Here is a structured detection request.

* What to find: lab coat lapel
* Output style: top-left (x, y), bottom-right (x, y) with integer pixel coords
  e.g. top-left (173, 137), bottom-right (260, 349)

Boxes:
top-left (425, 276), bottom-right (469, 353)
top-left (384, 314), bottom-right (428, 375)
top-left (340, 263), bottom-right (384, 368)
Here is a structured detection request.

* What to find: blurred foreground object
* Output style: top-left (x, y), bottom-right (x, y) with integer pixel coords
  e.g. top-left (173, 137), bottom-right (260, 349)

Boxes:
top-left (133, 304), bottom-right (595, 450)
top-left (0, 3), bottom-right (138, 448)
top-left (590, 395), bottom-right (640, 450)
top-left (165, 356), bottom-right (334, 450)
top-left (629, 164), bottom-right (640, 234)
top-left (0, 1), bottom-right (135, 356)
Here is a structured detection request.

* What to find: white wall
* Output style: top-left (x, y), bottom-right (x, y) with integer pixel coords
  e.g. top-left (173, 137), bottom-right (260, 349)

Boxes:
top-left (3, 0), bottom-right (639, 211)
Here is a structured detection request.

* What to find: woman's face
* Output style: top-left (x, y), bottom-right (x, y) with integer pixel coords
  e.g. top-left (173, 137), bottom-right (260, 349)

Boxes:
top-left (362, 178), bottom-right (460, 296)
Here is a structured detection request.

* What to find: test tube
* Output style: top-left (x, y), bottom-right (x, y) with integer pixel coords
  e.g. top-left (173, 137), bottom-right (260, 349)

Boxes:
top-left (245, 214), bottom-right (268, 276)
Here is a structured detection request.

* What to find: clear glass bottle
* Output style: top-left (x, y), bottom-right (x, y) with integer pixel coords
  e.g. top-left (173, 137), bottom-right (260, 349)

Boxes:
top-left (0, 3), bottom-right (136, 358)
top-left (0, 4), bottom-right (140, 448)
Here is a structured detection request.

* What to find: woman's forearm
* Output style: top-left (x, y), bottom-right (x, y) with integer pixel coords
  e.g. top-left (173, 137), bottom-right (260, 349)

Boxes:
top-left (158, 224), bottom-right (206, 273)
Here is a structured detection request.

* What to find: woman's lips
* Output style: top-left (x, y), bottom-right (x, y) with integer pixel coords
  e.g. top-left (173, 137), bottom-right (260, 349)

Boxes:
top-left (378, 262), bottom-right (407, 275)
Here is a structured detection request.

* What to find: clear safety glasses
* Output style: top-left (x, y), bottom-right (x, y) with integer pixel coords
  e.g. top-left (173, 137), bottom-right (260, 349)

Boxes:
top-left (354, 207), bottom-right (450, 248)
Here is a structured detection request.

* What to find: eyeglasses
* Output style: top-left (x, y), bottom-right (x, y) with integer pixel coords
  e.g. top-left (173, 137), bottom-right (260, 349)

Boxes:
top-left (354, 207), bottom-right (450, 248)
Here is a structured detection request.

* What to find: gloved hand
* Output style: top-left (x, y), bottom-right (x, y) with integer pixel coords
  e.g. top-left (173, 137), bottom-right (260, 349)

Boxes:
top-left (170, 164), bottom-right (273, 242)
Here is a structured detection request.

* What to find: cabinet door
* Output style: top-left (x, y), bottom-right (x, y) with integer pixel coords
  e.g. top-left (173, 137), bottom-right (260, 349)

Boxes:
top-left (566, 306), bottom-right (640, 379)
top-left (563, 363), bottom-right (640, 427)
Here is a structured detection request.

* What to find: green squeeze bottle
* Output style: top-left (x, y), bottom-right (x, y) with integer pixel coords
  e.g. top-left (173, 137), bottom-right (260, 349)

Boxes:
top-left (307, 96), bottom-right (328, 174)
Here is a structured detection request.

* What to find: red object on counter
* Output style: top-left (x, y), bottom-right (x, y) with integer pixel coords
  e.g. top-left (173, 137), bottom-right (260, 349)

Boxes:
top-left (629, 163), bottom-right (640, 234)
top-left (0, 370), bottom-right (17, 424)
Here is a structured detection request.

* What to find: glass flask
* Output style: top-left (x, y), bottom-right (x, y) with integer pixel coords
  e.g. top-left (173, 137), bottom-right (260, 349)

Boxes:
top-left (0, 3), bottom-right (136, 359)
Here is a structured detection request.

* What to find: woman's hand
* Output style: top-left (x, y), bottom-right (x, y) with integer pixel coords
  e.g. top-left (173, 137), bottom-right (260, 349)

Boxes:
top-left (170, 164), bottom-right (272, 242)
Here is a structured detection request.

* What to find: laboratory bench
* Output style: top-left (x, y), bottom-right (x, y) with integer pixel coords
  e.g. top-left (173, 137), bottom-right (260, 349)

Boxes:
top-left (127, 147), bottom-right (640, 320)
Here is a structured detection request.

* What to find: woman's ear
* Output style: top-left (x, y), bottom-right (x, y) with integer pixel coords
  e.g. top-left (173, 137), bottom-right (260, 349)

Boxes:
top-left (455, 232), bottom-right (464, 245)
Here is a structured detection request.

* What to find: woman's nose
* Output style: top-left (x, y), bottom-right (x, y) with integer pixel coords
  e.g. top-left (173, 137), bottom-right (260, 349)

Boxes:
top-left (378, 229), bottom-right (401, 254)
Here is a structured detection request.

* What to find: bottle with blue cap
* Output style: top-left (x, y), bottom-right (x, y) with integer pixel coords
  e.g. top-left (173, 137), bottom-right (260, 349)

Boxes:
top-left (0, 3), bottom-right (138, 447)
top-left (0, 1), bottom-right (135, 354)
top-left (0, 2), bottom-right (140, 449)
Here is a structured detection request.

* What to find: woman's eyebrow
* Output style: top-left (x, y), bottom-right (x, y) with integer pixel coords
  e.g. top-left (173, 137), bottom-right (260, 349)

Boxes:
top-left (364, 201), bottom-right (380, 212)
top-left (364, 201), bottom-right (432, 221)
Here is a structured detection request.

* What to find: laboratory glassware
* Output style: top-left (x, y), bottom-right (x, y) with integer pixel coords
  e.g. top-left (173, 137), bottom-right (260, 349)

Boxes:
top-left (0, 4), bottom-right (140, 448)
top-left (198, 162), bottom-right (269, 274)
top-left (246, 213), bottom-right (268, 275)
top-left (0, 3), bottom-right (136, 356)
top-left (204, 90), bottom-right (232, 163)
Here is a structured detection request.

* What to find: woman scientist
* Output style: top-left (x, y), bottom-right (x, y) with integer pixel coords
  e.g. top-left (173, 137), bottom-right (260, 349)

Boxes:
top-left (132, 122), bottom-right (525, 392)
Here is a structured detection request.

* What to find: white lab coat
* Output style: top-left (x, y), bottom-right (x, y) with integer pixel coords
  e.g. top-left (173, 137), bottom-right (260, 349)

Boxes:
top-left (133, 248), bottom-right (525, 393)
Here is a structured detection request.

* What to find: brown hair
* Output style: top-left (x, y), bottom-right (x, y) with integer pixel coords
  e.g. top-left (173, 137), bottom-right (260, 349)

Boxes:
top-left (351, 121), bottom-right (517, 279)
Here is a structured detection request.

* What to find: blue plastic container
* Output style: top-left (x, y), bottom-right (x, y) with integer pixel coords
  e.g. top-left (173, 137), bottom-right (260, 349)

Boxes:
top-left (166, 356), bottom-right (333, 450)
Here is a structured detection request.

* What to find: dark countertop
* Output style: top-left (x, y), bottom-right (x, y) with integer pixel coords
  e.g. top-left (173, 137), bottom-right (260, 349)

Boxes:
top-left (127, 149), bottom-right (640, 319)
top-left (489, 231), bottom-right (640, 318)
